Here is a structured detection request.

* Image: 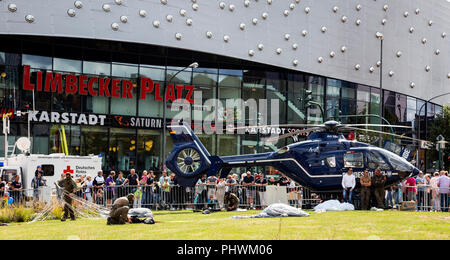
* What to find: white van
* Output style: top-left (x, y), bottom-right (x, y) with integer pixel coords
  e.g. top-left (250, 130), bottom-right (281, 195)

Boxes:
top-left (0, 153), bottom-right (102, 194)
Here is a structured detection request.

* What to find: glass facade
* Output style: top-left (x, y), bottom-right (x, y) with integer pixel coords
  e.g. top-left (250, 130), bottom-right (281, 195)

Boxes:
top-left (0, 36), bottom-right (443, 173)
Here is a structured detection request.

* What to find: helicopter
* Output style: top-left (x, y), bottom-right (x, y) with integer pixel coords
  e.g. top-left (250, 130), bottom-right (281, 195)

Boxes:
top-left (165, 120), bottom-right (422, 192)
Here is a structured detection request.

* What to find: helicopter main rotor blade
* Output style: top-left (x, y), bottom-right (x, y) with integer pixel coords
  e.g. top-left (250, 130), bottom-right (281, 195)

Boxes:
top-left (343, 124), bottom-right (412, 129)
top-left (227, 124), bottom-right (322, 131)
top-left (344, 126), bottom-right (429, 143)
top-left (266, 127), bottom-right (321, 143)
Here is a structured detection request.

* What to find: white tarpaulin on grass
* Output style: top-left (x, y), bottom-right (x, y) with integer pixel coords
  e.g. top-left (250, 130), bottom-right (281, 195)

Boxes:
top-left (313, 200), bottom-right (355, 212)
top-left (232, 203), bottom-right (309, 219)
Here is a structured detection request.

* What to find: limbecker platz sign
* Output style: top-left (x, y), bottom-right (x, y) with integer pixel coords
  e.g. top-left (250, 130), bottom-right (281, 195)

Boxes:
top-left (22, 65), bottom-right (195, 103)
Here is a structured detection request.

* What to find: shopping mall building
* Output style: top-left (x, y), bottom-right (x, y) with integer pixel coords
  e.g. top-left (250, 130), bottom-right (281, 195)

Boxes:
top-left (0, 0), bottom-right (449, 173)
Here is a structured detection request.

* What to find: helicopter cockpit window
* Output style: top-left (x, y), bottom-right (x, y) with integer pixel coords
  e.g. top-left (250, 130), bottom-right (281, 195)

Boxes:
top-left (343, 152), bottom-right (364, 168)
top-left (384, 152), bottom-right (414, 172)
top-left (326, 157), bottom-right (336, 168)
top-left (367, 151), bottom-right (390, 170)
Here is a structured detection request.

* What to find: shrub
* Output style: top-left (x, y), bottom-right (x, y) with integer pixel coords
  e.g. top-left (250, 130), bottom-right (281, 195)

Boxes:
top-left (13, 207), bottom-right (34, 222)
top-left (0, 208), bottom-right (14, 223)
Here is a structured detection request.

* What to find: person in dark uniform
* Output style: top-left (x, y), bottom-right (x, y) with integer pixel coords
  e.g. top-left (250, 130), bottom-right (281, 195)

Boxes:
top-left (360, 169), bottom-right (372, 210)
top-left (107, 194), bottom-right (135, 225)
top-left (57, 172), bottom-right (77, 221)
top-left (224, 192), bottom-right (239, 211)
top-left (372, 168), bottom-right (386, 209)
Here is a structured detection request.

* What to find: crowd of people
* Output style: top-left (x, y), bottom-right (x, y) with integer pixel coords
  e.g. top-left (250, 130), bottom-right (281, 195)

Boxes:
top-left (65, 169), bottom-right (304, 211)
top-left (2, 163), bottom-right (449, 213)
top-left (342, 168), bottom-right (450, 212)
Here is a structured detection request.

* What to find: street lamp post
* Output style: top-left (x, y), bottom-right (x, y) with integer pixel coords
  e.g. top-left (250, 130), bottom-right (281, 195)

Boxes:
top-left (161, 62), bottom-right (199, 170)
top-left (376, 32), bottom-right (384, 147)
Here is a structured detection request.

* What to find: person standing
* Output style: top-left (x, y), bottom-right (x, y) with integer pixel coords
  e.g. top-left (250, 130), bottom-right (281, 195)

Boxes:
top-left (405, 175), bottom-right (417, 202)
top-left (437, 171), bottom-right (450, 212)
top-left (83, 176), bottom-right (93, 202)
top-left (115, 171), bottom-right (126, 198)
top-left (372, 168), bottom-right (386, 209)
top-left (93, 170), bottom-right (105, 204)
top-left (10, 175), bottom-right (23, 205)
top-left (124, 169), bottom-right (139, 194)
top-left (56, 172), bottom-right (77, 221)
top-left (31, 172), bottom-right (46, 202)
top-left (415, 171), bottom-right (426, 210)
top-left (215, 178), bottom-right (226, 210)
top-left (341, 168), bottom-right (356, 204)
top-left (242, 171), bottom-right (256, 209)
top-left (105, 171), bottom-right (116, 207)
top-left (255, 173), bottom-right (268, 208)
top-left (360, 169), bottom-right (371, 210)
top-left (430, 172), bottom-right (440, 212)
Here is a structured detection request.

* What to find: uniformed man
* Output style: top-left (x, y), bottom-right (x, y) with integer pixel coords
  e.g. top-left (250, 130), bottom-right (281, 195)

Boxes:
top-left (56, 172), bottom-right (77, 221)
top-left (224, 192), bottom-right (239, 211)
top-left (360, 169), bottom-right (372, 210)
top-left (107, 194), bottom-right (135, 225)
top-left (372, 168), bottom-right (386, 209)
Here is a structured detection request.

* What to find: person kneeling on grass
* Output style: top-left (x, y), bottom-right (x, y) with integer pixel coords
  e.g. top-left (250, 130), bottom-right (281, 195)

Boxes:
top-left (224, 192), bottom-right (239, 211)
top-left (107, 194), bottom-right (135, 225)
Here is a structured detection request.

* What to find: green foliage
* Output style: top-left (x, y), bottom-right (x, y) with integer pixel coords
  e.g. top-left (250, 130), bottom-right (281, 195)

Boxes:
top-left (429, 105), bottom-right (450, 171)
top-left (51, 206), bottom-right (64, 220)
top-left (0, 206), bottom-right (34, 223)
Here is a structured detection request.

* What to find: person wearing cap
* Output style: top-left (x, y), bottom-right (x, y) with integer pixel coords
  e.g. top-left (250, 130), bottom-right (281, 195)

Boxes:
top-left (107, 194), bottom-right (135, 225)
top-left (56, 171), bottom-right (77, 221)
top-left (35, 165), bottom-right (43, 177)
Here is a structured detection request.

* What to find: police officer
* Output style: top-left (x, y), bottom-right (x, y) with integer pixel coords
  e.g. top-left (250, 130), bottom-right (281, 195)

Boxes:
top-left (107, 194), bottom-right (135, 225)
top-left (224, 192), bottom-right (239, 211)
top-left (372, 168), bottom-right (386, 209)
top-left (360, 169), bottom-right (372, 210)
top-left (56, 172), bottom-right (77, 221)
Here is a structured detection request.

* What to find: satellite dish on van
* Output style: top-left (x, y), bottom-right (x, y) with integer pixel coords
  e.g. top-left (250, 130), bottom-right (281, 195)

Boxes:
top-left (16, 137), bottom-right (31, 153)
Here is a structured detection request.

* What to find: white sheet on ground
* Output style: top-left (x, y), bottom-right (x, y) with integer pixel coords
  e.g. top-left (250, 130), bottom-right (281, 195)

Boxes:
top-left (128, 208), bottom-right (153, 218)
top-left (313, 200), bottom-right (354, 212)
top-left (232, 203), bottom-right (309, 219)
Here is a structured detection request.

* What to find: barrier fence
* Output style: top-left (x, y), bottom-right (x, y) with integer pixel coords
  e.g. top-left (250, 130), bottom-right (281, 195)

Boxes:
top-left (1, 184), bottom-right (449, 212)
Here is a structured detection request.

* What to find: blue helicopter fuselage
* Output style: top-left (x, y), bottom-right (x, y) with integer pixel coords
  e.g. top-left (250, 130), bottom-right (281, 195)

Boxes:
top-left (165, 122), bottom-right (420, 191)
top-left (219, 132), bottom-right (419, 191)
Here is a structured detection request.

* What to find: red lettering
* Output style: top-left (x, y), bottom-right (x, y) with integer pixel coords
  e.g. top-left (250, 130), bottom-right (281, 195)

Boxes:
top-left (175, 85), bottom-right (184, 100)
top-left (166, 84), bottom-right (176, 102)
top-left (155, 83), bottom-right (163, 101)
top-left (99, 78), bottom-right (111, 97)
top-left (23, 65), bottom-right (35, 90)
top-left (37, 71), bottom-right (43, 91)
top-left (185, 85), bottom-right (195, 103)
top-left (111, 79), bottom-right (121, 98)
top-left (44, 72), bottom-right (63, 93)
top-left (88, 77), bottom-right (98, 96)
top-left (140, 78), bottom-right (154, 99)
top-left (79, 75), bottom-right (88, 95)
top-left (66, 74), bottom-right (78, 94)
top-left (122, 80), bottom-right (134, 99)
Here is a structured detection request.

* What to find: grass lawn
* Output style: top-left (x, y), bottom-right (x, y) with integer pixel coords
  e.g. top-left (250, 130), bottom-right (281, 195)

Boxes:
top-left (0, 210), bottom-right (449, 240)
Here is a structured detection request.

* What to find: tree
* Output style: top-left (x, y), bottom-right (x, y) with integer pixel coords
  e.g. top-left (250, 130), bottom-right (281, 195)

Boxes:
top-left (428, 105), bottom-right (450, 171)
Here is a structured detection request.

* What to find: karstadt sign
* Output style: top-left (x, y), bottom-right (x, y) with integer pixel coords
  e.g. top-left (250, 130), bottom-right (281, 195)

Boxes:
top-left (28, 110), bottom-right (163, 129)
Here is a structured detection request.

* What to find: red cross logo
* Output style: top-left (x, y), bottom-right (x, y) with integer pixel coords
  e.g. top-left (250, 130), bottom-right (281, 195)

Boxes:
top-left (64, 166), bottom-right (74, 174)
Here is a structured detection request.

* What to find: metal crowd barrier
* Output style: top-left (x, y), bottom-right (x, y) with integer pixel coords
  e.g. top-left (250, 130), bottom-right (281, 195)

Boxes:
top-left (389, 185), bottom-right (449, 212)
top-left (1, 184), bottom-right (448, 213)
top-left (88, 184), bottom-right (322, 210)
